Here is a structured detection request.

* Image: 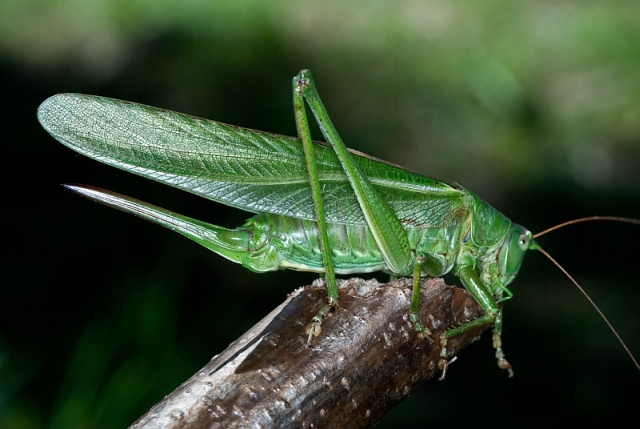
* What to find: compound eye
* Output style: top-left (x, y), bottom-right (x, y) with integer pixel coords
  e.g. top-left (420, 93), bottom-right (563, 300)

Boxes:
top-left (518, 233), bottom-right (529, 251)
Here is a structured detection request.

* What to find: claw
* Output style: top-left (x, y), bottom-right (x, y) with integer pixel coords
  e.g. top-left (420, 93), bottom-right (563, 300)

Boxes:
top-left (492, 332), bottom-right (514, 377)
top-left (438, 337), bottom-right (449, 380)
top-left (305, 303), bottom-right (334, 346)
top-left (305, 319), bottom-right (322, 344)
top-left (410, 312), bottom-right (434, 342)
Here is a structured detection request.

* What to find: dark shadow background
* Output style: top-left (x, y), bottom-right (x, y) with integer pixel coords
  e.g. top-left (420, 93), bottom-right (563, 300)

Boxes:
top-left (1, 2), bottom-right (639, 427)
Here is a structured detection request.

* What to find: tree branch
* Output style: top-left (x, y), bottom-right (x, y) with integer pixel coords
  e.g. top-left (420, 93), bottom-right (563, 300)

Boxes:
top-left (128, 277), bottom-right (489, 429)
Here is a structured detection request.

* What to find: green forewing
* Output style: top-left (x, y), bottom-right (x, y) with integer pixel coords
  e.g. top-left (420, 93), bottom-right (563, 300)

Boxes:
top-left (38, 94), bottom-right (465, 228)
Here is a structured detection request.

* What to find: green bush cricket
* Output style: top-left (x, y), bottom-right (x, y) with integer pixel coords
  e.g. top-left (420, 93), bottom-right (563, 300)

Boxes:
top-left (37, 70), bottom-right (640, 378)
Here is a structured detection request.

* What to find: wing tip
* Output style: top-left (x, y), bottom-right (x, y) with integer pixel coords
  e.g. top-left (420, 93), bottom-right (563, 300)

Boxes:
top-left (37, 93), bottom-right (80, 130)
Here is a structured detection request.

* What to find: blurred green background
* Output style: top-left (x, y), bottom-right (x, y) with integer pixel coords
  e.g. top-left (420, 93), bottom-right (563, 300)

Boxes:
top-left (2, 0), bottom-right (639, 427)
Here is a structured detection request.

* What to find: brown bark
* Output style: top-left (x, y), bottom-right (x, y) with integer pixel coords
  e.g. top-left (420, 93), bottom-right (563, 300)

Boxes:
top-left (128, 277), bottom-right (489, 429)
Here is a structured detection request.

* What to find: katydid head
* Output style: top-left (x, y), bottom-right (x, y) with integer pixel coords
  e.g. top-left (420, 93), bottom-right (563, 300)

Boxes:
top-left (532, 216), bottom-right (640, 373)
top-left (497, 224), bottom-right (536, 283)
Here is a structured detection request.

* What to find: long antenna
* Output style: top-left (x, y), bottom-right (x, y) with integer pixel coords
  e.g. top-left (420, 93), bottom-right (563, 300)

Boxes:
top-left (534, 216), bottom-right (640, 239)
top-left (535, 246), bottom-right (640, 372)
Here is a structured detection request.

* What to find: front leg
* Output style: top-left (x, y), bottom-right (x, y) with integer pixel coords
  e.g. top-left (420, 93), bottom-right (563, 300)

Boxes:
top-left (438, 265), bottom-right (513, 379)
